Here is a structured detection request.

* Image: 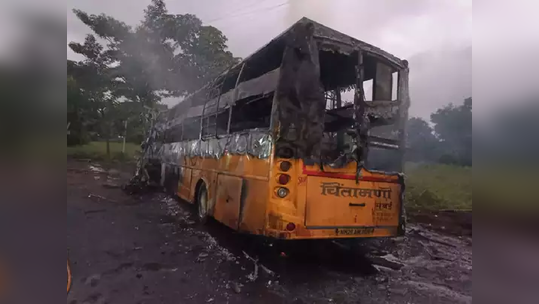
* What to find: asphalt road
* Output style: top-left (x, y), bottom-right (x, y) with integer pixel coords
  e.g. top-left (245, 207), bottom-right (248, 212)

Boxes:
top-left (66, 159), bottom-right (473, 304)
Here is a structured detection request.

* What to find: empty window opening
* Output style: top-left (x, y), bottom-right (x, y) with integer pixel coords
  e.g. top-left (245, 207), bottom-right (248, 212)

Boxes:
top-left (164, 123), bottom-right (182, 143)
top-left (372, 62), bottom-right (394, 101)
top-left (366, 147), bottom-right (402, 172)
top-left (239, 39), bottom-right (285, 84)
top-left (363, 79), bottom-right (374, 102)
top-left (318, 49), bottom-right (400, 165)
top-left (229, 93), bottom-right (273, 133)
top-left (201, 110), bottom-right (229, 138)
top-left (392, 71), bottom-right (398, 101)
top-left (318, 50), bottom-right (363, 162)
top-left (220, 66), bottom-right (242, 94)
top-left (182, 117), bottom-right (201, 141)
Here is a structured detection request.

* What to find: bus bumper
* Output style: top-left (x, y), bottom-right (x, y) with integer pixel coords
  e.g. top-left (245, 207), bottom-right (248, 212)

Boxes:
top-left (265, 226), bottom-right (401, 240)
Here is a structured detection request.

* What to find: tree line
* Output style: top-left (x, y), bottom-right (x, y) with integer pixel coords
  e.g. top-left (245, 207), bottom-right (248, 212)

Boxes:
top-left (67, 0), bottom-right (475, 167)
top-left (406, 98), bottom-right (472, 167)
top-left (67, 0), bottom-right (239, 155)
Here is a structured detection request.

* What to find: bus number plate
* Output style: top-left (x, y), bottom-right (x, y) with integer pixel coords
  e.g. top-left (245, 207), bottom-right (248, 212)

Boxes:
top-left (337, 227), bottom-right (375, 236)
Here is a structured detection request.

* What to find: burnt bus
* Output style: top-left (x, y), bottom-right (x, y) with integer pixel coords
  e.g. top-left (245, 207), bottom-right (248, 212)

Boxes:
top-left (141, 18), bottom-right (410, 240)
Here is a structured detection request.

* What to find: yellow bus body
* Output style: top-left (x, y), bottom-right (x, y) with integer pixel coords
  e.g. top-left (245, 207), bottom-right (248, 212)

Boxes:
top-left (176, 153), bottom-right (404, 240)
top-left (143, 18), bottom-right (410, 241)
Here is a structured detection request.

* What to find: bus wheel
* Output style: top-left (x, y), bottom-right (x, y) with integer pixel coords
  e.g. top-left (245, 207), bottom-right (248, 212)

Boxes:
top-left (196, 183), bottom-right (209, 224)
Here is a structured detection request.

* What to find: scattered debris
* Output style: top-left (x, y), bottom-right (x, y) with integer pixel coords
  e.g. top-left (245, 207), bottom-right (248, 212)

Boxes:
top-left (197, 252), bottom-right (209, 263)
top-left (84, 209), bottom-right (107, 215)
top-left (88, 194), bottom-right (117, 203)
top-left (162, 268), bottom-right (178, 273)
top-left (231, 282), bottom-right (242, 294)
top-left (243, 251), bottom-right (259, 282)
top-left (69, 159), bottom-right (473, 304)
top-left (367, 254), bottom-right (404, 271)
top-left (242, 250), bottom-right (275, 281)
top-left (374, 276), bottom-right (389, 284)
top-left (103, 181), bottom-right (121, 189)
top-left (260, 264), bottom-right (275, 277)
top-left (409, 228), bottom-right (458, 248)
top-left (422, 243), bottom-right (456, 262)
top-left (89, 165), bottom-right (105, 173)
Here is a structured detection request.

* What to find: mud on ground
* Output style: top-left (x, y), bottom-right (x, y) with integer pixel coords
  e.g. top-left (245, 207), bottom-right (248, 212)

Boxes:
top-left (66, 159), bottom-right (472, 304)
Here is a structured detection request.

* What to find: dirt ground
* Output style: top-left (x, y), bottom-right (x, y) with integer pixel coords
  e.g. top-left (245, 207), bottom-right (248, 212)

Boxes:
top-left (66, 159), bottom-right (473, 304)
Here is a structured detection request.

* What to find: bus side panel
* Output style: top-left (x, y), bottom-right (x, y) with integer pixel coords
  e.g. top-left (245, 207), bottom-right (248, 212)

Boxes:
top-left (238, 179), bottom-right (269, 235)
top-left (214, 175), bottom-right (243, 229)
top-left (178, 167), bottom-right (192, 202)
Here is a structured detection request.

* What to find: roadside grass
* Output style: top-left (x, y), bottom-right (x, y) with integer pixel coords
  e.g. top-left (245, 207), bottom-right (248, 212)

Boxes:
top-left (405, 163), bottom-right (472, 212)
top-left (67, 141), bottom-right (140, 162)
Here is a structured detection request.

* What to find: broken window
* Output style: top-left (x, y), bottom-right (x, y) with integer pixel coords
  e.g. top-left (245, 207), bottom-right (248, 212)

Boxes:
top-left (366, 124), bottom-right (402, 171)
top-left (239, 38), bottom-right (285, 83)
top-left (199, 42), bottom-right (283, 138)
top-left (182, 117), bottom-right (201, 141)
top-left (365, 64), bottom-right (403, 172)
top-left (318, 48), bottom-right (403, 169)
top-left (318, 50), bottom-right (359, 163)
top-left (229, 93), bottom-right (273, 133)
top-left (164, 123), bottom-right (182, 143)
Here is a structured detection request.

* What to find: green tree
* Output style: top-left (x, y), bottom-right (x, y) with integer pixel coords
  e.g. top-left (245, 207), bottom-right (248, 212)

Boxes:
top-left (406, 117), bottom-right (439, 162)
top-left (68, 35), bottom-right (118, 156)
top-left (71, 0), bottom-right (239, 105)
top-left (67, 75), bottom-right (93, 146)
top-left (431, 98), bottom-right (472, 166)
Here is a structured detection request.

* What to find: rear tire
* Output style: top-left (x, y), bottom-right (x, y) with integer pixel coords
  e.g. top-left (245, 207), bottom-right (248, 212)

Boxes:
top-left (196, 183), bottom-right (209, 224)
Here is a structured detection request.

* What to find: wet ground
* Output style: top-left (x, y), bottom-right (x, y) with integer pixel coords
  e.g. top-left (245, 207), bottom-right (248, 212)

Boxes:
top-left (66, 159), bottom-right (473, 304)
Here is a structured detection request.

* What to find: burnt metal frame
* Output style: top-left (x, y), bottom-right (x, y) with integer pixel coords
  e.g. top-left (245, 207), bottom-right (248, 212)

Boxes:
top-left (159, 18), bottom-right (410, 170)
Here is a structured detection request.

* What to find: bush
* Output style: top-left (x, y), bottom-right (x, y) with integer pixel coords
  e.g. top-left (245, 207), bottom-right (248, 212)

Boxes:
top-left (67, 141), bottom-right (140, 162)
top-left (405, 163), bottom-right (472, 211)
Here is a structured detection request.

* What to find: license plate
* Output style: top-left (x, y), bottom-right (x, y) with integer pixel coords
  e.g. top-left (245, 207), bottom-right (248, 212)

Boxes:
top-left (337, 227), bottom-right (375, 236)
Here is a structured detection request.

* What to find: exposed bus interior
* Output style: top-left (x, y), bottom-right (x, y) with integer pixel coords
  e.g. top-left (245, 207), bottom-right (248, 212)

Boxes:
top-left (318, 48), bottom-right (403, 171)
top-left (229, 93), bottom-right (273, 133)
top-left (200, 38), bottom-right (285, 138)
top-left (158, 19), bottom-right (406, 173)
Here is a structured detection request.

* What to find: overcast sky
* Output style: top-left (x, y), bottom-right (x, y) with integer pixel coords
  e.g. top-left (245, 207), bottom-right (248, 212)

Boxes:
top-left (3, 0), bottom-right (537, 121)
top-left (63, 0), bottom-right (477, 119)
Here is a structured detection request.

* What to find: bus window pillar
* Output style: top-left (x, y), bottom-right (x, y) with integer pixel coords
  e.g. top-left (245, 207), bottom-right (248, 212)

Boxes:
top-left (353, 51), bottom-right (368, 166)
top-left (396, 62), bottom-right (410, 172)
top-left (227, 63), bottom-right (246, 135)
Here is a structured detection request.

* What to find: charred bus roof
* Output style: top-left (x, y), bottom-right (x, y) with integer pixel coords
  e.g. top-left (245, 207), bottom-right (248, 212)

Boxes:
top-left (221, 17), bottom-right (407, 79)
top-left (167, 17), bottom-right (407, 115)
top-left (152, 18), bottom-right (410, 171)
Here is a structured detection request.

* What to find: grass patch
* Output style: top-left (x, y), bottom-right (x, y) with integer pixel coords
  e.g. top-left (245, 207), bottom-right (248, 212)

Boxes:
top-left (67, 141), bottom-right (140, 162)
top-left (405, 163), bottom-right (472, 211)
